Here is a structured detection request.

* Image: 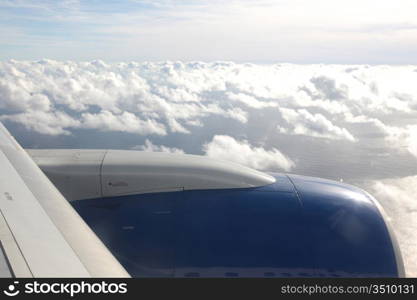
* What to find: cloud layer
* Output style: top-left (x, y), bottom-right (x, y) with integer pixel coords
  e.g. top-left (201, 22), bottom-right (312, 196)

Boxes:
top-left (1, 60), bottom-right (416, 161)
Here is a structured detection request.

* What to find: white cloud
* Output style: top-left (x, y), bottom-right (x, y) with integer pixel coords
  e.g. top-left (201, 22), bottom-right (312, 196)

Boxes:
top-left (309, 76), bottom-right (348, 101)
top-left (224, 107), bottom-right (248, 123)
top-left (132, 139), bottom-right (185, 154)
top-left (81, 111), bottom-right (167, 135)
top-left (344, 113), bottom-right (391, 135)
top-left (203, 135), bottom-right (294, 171)
top-left (405, 126), bottom-right (417, 158)
top-left (0, 111), bottom-right (79, 135)
top-left (384, 124), bottom-right (417, 158)
top-left (279, 108), bottom-right (356, 142)
top-left (343, 112), bottom-right (417, 156)
top-left (366, 176), bottom-right (417, 277)
top-left (226, 92), bottom-right (278, 109)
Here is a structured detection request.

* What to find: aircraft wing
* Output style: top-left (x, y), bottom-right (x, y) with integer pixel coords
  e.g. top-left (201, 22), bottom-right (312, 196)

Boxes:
top-left (0, 122), bottom-right (129, 277)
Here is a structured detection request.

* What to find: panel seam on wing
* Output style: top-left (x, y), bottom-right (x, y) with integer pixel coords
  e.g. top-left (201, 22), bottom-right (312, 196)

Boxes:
top-left (0, 208), bottom-right (33, 277)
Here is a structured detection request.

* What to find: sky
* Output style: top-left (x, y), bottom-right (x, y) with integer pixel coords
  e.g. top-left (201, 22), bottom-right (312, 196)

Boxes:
top-left (1, 0), bottom-right (417, 63)
top-left (1, 1), bottom-right (417, 276)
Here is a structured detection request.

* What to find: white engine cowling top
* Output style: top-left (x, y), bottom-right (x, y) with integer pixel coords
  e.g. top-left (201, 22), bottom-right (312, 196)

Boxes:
top-left (27, 149), bottom-right (276, 201)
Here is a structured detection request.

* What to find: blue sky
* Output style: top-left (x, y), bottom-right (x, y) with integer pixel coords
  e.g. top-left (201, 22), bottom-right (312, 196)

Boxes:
top-left (1, 0), bottom-right (417, 63)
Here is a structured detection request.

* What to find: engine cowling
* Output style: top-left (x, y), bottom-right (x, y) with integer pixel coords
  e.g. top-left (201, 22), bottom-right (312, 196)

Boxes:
top-left (27, 149), bottom-right (404, 277)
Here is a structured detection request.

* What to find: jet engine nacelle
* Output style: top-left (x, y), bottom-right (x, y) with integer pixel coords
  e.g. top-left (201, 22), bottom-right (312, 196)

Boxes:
top-left (28, 149), bottom-right (404, 277)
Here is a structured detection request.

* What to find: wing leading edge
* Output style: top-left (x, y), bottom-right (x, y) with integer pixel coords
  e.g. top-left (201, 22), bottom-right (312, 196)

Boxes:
top-left (0, 122), bottom-right (129, 277)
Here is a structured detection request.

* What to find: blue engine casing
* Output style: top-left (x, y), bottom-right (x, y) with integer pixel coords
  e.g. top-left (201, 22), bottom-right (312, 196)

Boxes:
top-left (71, 173), bottom-right (404, 277)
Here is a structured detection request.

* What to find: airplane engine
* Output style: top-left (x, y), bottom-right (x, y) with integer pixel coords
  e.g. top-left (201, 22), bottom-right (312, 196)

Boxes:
top-left (27, 149), bottom-right (404, 277)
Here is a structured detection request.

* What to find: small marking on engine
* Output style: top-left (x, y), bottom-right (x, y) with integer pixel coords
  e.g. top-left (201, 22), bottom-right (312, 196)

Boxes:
top-left (4, 192), bottom-right (13, 201)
